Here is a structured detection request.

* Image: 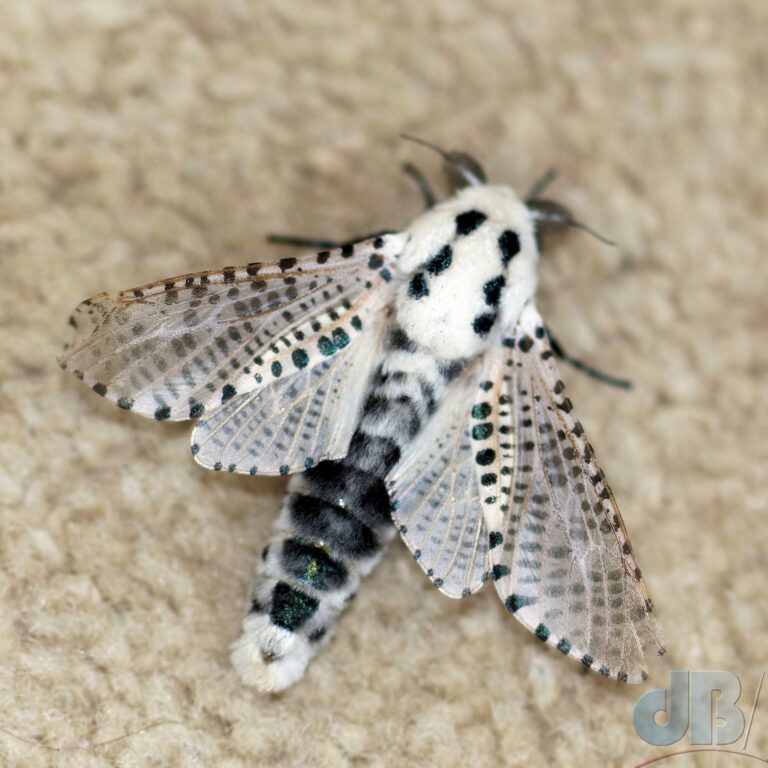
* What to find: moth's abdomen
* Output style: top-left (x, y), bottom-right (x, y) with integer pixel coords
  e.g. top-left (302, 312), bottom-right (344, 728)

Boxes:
top-left (230, 460), bottom-right (394, 692)
top-left (231, 324), bottom-right (455, 691)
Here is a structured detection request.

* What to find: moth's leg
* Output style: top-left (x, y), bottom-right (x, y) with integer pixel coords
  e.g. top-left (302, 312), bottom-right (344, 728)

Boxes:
top-left (401, 162), bottom-right (437, 209)
top-left (546, 328), bottom-right (633, 389)
top-left (266, 235), bottom-right (342, 249)
top-left (266, 230), bottom-right (397, 250)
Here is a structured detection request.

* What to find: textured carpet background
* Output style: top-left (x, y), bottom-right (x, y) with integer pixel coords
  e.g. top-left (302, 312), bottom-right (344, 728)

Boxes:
top-left (1, 1), bottom-right (766, 766)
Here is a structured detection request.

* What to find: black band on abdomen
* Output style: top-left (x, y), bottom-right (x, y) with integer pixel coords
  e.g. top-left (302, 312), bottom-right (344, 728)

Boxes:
top-left (289, 493), bottom-right (380, 560)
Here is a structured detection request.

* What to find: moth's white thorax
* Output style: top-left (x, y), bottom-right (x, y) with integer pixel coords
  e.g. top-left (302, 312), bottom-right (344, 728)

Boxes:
top-left (394, 185), bottom-right (539, 360)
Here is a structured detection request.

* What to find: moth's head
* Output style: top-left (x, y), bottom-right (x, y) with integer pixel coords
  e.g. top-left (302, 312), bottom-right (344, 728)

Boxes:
top-left (400, 135), bottom-right (615, 251)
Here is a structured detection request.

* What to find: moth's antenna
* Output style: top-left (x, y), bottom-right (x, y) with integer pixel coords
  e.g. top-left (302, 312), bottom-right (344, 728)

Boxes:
top-left (400, 134), bottom-right (485, 187)
top-left (526, 168), bottom-right (558, 201)
top-left (528, 199), bottom-right (616, 247)
top-left (401, 162), bottom-right (437, 208)
top-left (567, 220), bottom-right (616, 246)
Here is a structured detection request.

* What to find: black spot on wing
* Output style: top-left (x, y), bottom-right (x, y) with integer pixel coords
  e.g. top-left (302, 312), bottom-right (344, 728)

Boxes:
top-left (472, 423), bottom-right (494, 440)
top-left (475, 448), bottom-right (495, 466)
top-left (292, 349), bottom-right (309, 369)
top-left (317, 336), bottom-right (335, 356)
top-left (505, 593), bottom-right (537, 613)
top-left (518, 335), bottom-right (533, 352)
top-left (492, 564), bottom-right (510, 580)
top-left (221, 383), bottom-right (237, 403)
top-left (557, 638), bottom-right (572, 655)
top-left (332, 328), bottom-right (349, 349)
top-left (154, 405), bottom-right (170, 421)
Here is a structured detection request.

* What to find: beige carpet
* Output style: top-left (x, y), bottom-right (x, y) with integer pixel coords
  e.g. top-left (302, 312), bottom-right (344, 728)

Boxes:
top-left (2, 1), bottom-right (767, 766)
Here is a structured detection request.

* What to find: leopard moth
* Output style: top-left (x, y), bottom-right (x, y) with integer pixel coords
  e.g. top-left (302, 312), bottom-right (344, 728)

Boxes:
top-left (59, 137), bottom-right (664, 692)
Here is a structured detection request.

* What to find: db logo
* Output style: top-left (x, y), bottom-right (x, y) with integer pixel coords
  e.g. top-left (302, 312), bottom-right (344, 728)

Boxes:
top-left (634, 671), bottom-right (745, 746)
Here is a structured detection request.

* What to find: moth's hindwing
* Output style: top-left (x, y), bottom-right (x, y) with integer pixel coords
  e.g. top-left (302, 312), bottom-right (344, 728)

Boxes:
top-left (59, 233), bottom-right (407, 426)
top-left (388, 363), bottom-right (490, 599)
top-left (475, 302), bottom-right (664, 683)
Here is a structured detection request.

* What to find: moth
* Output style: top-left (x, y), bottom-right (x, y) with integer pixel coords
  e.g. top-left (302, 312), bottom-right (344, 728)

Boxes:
top-left (59, 137), bottom-right (664, 692)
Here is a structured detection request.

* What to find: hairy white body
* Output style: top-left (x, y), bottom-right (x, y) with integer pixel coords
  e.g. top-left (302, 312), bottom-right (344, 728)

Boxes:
top-left (395, 186), bottom-right (538, 359)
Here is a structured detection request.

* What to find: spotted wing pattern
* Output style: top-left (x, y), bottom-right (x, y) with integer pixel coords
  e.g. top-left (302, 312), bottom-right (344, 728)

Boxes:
top-left (59, 234), bottom-right (407, 422)
top-left (387, 365), bottom-right (490, 599)
top-left (475, 302), bottom-right (664, 682)
top-left (191, 301), bottom-right (389, 475)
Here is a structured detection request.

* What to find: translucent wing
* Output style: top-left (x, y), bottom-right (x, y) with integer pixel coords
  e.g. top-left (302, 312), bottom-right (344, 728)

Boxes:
top-left (478, 302), bottom-right (664, 682)
top-left (59, 233), bottom-right (407, 421)
top-left (387, 365), bottom-right (490, 599)
top-left (190, 299), bottom-right (389, 475)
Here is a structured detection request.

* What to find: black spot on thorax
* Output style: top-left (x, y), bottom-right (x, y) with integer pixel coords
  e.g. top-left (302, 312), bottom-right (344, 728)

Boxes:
top-left (498, 230), bottom-right (521, 263)
top-left (472, 312), bottom-right (497, 338)
top-left (408, 272), bottom-right (429, 299)
top-left (455, 210), bottom-right (487, 236)
top-left (482, 275), bottom-right (505, 307)
top-left (425, 244), bottom-right (452, 275)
